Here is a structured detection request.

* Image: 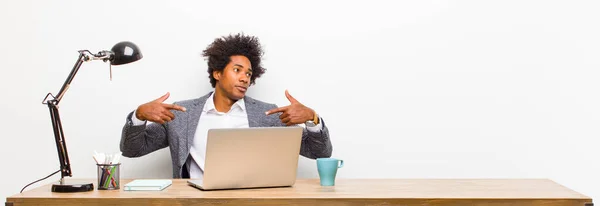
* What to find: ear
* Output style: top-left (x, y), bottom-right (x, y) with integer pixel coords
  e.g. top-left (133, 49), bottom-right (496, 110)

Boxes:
top-left (213, 70), bottom-right (222, 81)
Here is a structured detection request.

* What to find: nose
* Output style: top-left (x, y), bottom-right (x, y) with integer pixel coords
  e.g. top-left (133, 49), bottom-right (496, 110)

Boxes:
top-left (239, 74), bottom-right (249, 84)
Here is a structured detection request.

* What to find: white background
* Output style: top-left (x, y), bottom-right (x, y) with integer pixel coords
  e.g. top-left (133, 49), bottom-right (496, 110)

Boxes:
top-left (1, 0), bottom-right (599, 202)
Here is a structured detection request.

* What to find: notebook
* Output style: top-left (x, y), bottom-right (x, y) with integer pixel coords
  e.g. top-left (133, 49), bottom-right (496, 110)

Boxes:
top-left (124, 179), bottom-right (172, 191)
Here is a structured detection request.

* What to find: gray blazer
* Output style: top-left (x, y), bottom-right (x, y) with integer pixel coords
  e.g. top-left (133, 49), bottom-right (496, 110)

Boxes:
top-left (120, 92), bottom-right (333, 178)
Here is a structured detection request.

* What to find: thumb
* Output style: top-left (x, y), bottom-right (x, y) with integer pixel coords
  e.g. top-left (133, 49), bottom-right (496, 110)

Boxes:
top-left (285, 90), bottom-right (299, 104)
top-left (154, 92), bottom-right (170, 102)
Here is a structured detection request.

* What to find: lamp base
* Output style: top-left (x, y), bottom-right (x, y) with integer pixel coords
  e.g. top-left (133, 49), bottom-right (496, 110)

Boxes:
top-left (51, 180), bottom-right (94, 192)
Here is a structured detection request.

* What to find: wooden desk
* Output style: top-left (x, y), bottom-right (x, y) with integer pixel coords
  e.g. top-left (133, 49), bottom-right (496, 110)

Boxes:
top-left (6, 179), bottom-right (592, 206)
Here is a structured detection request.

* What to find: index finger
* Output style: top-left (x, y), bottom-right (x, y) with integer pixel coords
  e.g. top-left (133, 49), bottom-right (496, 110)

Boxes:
top-left (266, 106), bottom-right (288, 115)
top-left (164, 103), bottom-right (187, 112)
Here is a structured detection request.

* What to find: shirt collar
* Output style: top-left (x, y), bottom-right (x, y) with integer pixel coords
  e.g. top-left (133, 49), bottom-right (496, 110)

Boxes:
top-left (203, 92), bottom-right (246, 113)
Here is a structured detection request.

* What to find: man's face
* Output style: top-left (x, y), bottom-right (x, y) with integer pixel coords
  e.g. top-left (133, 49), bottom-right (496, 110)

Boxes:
top-left (214, 55), bottom-right (253, 100)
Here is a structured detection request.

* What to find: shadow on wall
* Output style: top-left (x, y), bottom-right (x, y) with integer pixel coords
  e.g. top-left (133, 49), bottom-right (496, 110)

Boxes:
top-left (297, 157), bottom-right (319, 178)
top-left (120, 149), bottom-right (173, 179)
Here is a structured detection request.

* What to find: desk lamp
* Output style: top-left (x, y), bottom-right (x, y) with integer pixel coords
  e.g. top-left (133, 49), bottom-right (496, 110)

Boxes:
top-left (40, 41), bottom-right (142, 192)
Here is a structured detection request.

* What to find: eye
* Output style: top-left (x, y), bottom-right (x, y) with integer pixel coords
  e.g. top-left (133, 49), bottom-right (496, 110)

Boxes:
top-left (233, 68), bottom-right (239, 72)
top-left (246, 73), bottom-right (252, 77)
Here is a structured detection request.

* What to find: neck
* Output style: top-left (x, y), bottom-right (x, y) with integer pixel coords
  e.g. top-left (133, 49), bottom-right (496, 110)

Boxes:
top-left (213, 89), bottom-right (237, 113)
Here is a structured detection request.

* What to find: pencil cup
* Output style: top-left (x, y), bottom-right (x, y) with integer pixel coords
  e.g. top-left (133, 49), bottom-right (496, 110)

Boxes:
top-left (97, 163), bottom-right (120, 190)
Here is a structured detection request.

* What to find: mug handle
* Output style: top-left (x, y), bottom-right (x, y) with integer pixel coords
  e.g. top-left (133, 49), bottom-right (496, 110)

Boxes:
top-left (338, 160), bottom-right (344, 168)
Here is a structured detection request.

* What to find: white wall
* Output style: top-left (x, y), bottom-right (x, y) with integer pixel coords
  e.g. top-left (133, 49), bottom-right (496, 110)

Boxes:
top-left (1, 0), bottom-right (599, 202)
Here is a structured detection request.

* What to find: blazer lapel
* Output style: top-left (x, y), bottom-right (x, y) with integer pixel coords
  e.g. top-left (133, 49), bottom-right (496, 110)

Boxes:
top-left (244, 96), bottom-right (261, 127)
top-left (186, 92), bottom-right (211, 152)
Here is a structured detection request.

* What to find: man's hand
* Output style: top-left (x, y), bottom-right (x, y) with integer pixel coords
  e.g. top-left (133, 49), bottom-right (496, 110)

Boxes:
top-left (136, 92), bottom-right (187, 124)
top-left (266, 90), bottom-right (316, 126)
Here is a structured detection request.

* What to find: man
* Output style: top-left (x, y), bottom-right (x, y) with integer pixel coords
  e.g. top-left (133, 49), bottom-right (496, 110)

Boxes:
top-left (120, 33), bottom-right (332, 178)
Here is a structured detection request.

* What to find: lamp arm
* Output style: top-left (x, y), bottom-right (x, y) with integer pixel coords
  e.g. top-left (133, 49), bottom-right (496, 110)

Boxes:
top-left (43, 50), bottom-right (114, 105)
top-left (41, 51), bottom-right (89, 180)
top-left (41, 49), bottom-right (116, 182)
top-left (46, 102), bottom-right (71, 180)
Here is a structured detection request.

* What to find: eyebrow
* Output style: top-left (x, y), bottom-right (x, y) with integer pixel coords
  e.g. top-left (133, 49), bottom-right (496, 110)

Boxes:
top-left (234, 64), bottom-right (252, 72)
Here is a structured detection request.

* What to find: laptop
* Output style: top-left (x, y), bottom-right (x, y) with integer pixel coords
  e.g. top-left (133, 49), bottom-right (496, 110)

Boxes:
top-left (187, 127), bottom-right (303, 190)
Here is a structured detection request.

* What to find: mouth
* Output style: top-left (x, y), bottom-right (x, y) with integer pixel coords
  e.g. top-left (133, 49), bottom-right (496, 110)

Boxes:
top-left (235, 86), bottom-right (248, 93)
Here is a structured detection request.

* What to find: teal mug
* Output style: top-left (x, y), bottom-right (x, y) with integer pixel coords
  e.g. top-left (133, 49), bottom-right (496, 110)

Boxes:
top-left (316, 158), bottom-right (344, 186)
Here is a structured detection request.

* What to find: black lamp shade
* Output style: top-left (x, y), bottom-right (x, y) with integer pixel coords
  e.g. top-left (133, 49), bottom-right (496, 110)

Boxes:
top-left (110, 41), bottom-right (143, 65)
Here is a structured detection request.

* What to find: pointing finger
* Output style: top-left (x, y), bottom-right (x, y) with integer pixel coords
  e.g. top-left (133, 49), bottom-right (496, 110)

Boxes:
top-left (164, 103), bottom-right (187, 112)
top-left (266, 106), bottom-right (288, 115)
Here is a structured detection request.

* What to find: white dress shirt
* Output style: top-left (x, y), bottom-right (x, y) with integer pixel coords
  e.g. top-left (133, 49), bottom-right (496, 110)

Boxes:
top-left (131, 92), bottom-right (323, 179)
top-left (186, 93), bottom-right (249, 178)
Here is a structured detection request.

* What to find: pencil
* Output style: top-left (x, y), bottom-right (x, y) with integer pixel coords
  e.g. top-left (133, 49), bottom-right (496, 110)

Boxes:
top-left (104, 164), bottom-right (117, 188)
